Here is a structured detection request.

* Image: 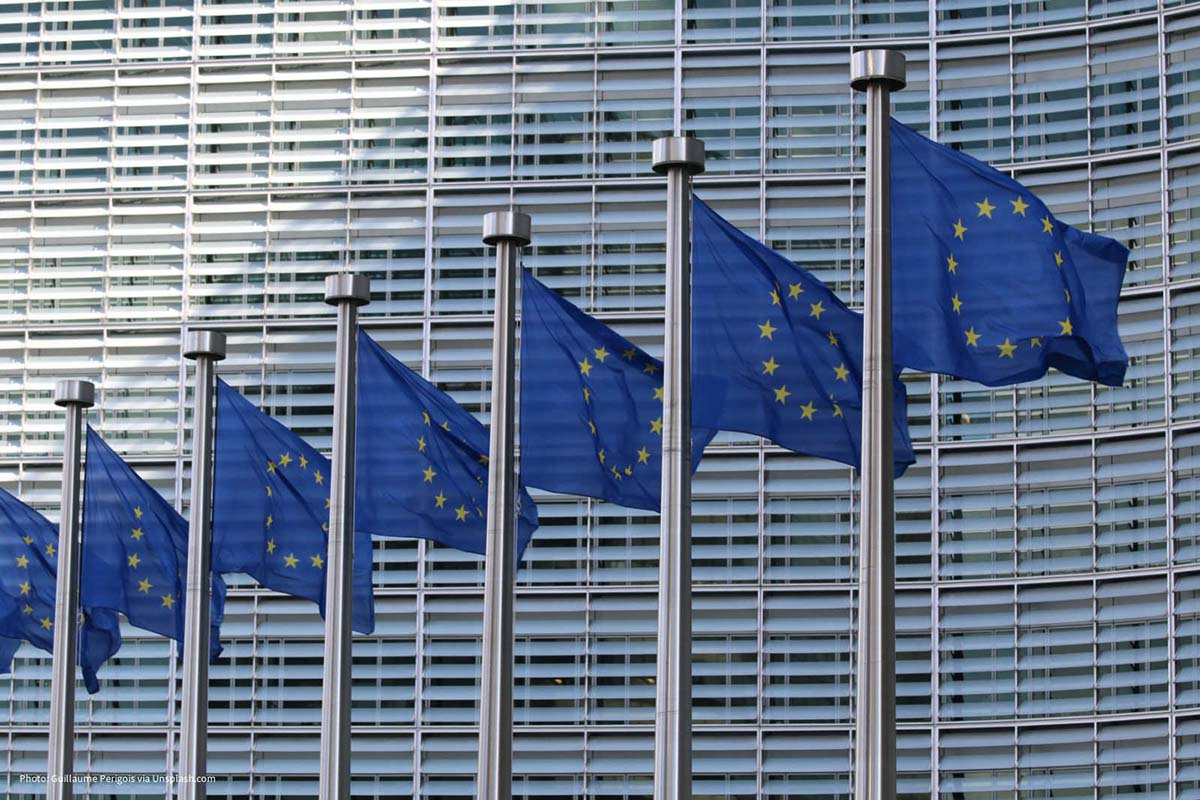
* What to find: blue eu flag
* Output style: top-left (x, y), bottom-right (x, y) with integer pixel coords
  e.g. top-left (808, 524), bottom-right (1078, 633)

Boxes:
top-left (891, 119), bottom-right (1129, 387)
top-left (692, 197), bottom-right (916, 476)
top-left (212, 380), bottom-right (374, 634)
top-left (0, 488), bottom-right (60, 658)
top-left (81, 428), bottom-right (225, 693)
top-left (521, 269), bottom-right (717, 510)
top-left (356, 331), bottom-right (540, 557)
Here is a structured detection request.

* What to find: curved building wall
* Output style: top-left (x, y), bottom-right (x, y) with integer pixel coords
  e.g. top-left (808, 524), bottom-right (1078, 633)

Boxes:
top-left (0, 0), bottom-right (1193, 798)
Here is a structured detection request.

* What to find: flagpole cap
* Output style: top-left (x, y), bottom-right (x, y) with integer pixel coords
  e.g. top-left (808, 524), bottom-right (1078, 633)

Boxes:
top-left (324, 274), bottom-right (371, 307)
top-left (482, 211), bottom-right (531, 247)
top-left (54, 380), bottom-right (95, 408)
top-left (651, 137), bottom-right (706, 176)
top-left (183, 330), bottom-right (227, 362)
top-left (850, 49), bottom-right (906, 92)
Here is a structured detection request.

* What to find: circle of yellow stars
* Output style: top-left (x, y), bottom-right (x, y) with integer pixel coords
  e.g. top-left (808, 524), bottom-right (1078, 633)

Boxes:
top-left (945, 195), bottom-right (1072, 358)
top-left (758, 279), bottom-right (845, 421)
top-left (263, 452), bottom-right (328, 571)
top-left (579, 343), bottom-right (659, 483)
top-left (124, 505), bottom-right (176, 610)
top-left (416, 411), bottom-right (487, 525)
top-left (13, 528), bottom-right (55, 632)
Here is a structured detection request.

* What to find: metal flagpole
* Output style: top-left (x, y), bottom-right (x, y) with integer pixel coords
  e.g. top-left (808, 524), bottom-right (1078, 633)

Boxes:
top-left (319, 274), bottom-right (370, 800)
top-left (650, 136), bottom-right (705, 800)
top-left (850, 49), bottom-right (906, 800)
top-left (46, 379), bottom-right (95, 800)
top-left (178, 331), bottom-right (226, 800)
top-left (476, 210), bottom-right (531, 800)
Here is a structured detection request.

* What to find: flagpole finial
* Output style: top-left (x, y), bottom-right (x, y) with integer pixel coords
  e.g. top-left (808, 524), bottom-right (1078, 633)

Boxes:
top-left (651, 136), bottom-right (705, 176)
top-left (482, 210), bottom-right (531, 247)
top-left (324, 273), bottom-right (371, 307)
top-left (54, 380), bottom-right (94, 408)
top-left (850, 49), bottom-right (906, 92)
top-left (183, 330), bottom-right (227, 362)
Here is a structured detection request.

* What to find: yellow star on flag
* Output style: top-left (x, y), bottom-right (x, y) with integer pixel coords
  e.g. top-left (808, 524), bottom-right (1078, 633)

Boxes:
top-left (21, 535), bottom-right (31, 545)
top-left (16, 555), bottom-right (28, 568)
top-left (946, 254), bottom-right (958, 274)
top-left (594, 346), bottom-right (609, 362)
top-left (774, 385), bottom-right (791, 404)
top-left (45, 543), bottom-right (55, 557)
top-left (758, 319), bottom-right (777, 339)
top-left (653, 386), bottom-right (664, 401)
top-left (131, 526), bottom-right (144, 540)
top-left (128, 553), bottom-right (141, 568)
top-left (22, 604), bottom-right (30, 614)
top-left (1031, 337), bottom-right (1043, 348)
top-left (299, 455), bottom-right (308, 468)
top-left (40, 617), bottom-right (51, 630)
top-left (1055, 251), bottom-right (1063, 267)
top-left (265, 515), bottom-right (273, 529)
top-left (266, 539), bottom-right (276, 554)
top-left (800, 401), bottom-right (817, 421)
top-left (283, 554), bottom-right (299, 568)
top-left (623, 348), bottom-right (636, 361)
top-left (953, 219), bottom-right (967, 239)
top-left (279, 453), bottom-right (292, 467)
top-left (951, 294), bottom-right (962, 314)
top-left (1011, 197), bottom-right (1029, 216)
top-left (643, 362), bottom-right (659, 375)
top-left (583, 387), bottom-right (591, 403)
top-left (434, 491), bottom-right (447, 508)
top-left (138, 578), bottom-right (152, 593)
top-left (18, 581), bottom-right (29, 595)
top-left (579, 357), bottom-right (593, 376)
top-left (588, 420), bottom-right (597, 435)
top-left (598, 449), bottom-right (606, 464)
top-left (769, 288), bottom-right (780, 305)
top-left (455, 505), bottom-right (469, 522)
top-left (418, 436), bottom-right (426, 452)
top-left (1059, 318), bottom-right (1073, 335)
top-left (997, 338), bottom-right (1017, 358)
top-left (314, 470), bottom-right (324, 485)
top-left (1041, 216), bottom-right (1054, 234)
top-left (423, 466), bottom-right (437, 483)
top-left (637, 446), bottom-right (651, 464)
top-left (134, 506), bottom-right (143, 519)
top-left (833, 363), bottom-right (849, 382)
top-left (161, 594), bottom-right (175, 608)
top-left (788, 283), bottom-right (803, 299)
top-left (762, 356), bottom-right (780, 376)
top-left (650, 417), bottom-right (663, 435)
top-left (964, 327), bottom-right (981, 347)
top-left (827, 331), bottom-right (838, 346)
top-left (310, 554), bottom-right (324, 568)
top-left (810, 301), bottom-right (825, 319)
top-left (976, 198), bottom-right (995, 218)
top-left (267, 460), bottom-right (276, 473)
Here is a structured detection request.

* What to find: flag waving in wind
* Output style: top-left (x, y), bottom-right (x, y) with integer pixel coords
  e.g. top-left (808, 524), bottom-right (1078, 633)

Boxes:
top-left (356, 331), bottom-right (540, 557)
top-left (81, 429), bottom-right (225, 692)
top-left (691, 197), bottom-right (916, 476)
top-left (0, 488), bottom-right (59, 661)
top-left (890, 118), bottom-right (1128, 387)
top-left (521, 269), bottom-right (716, 510)
top-left (213, 381), bottom-right (375, 633)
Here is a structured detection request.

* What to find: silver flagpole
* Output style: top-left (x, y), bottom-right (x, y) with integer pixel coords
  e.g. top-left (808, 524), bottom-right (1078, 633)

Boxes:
top-left (46, 379), bottom-right (95, 800)
top-left (850, 49), bottom-right (905, 800)
top-left (476, 210), bottom-right (531, 800)
top-left (650, 136), bottom-right (704, 800)
top-left (319, 274), bottom-right (370, 800)
top-left (177, 331), bottom-right (226, 800)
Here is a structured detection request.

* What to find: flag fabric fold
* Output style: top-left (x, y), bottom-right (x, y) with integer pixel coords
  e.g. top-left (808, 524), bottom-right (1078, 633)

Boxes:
top-left (356, 331), bottom-right (540, 557)
top-left (520, 268), bottom-right (716, 510)
top-left (212, 381), bottom-right (375, 634)
top-left (890, 118), bottom-right (1129, 387)
top-left (0, 488), bottom-right (59, 659)
top-left (691, 196), bottom-right (917, 476)
top-left (81, 428), bottom-right (225, 693)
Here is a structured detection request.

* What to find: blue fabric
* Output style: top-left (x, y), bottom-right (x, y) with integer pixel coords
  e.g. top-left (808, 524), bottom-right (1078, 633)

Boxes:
top-left (213, 381), bottom-right (375, 634)
top-left (355, 331), bottom-right (540, 557)
top-left (0, 636), bottom-right (21, 674)
top-left (521, 269), bottom-right (717, 510)
top-left (81, 428), bottom-right (225, 693)
top-left (691, 197), bottom-right (916, 476)
top-left (0, 488), bottom-right (60, 657)
top-left (890, 118), bottom-right (1129, 387)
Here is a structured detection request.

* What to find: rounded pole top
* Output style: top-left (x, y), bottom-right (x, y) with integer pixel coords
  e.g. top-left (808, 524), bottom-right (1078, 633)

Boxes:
top-left (183, 330), bottom-right (227, 362)
top-left (482, 210), bottom-right (532, 247)
top-left (54, 379), bottom-right (95, 409)
top-left (324, 274), bottom-right (371, 307)
top-left (651, 136), bottom-right (706, 176)
top-left (850, 49), bottom-right (907, 92)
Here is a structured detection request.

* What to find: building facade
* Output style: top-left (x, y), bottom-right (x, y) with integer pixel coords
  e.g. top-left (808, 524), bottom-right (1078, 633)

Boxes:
top-left (0, 0), bottom-right (1193, 797)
